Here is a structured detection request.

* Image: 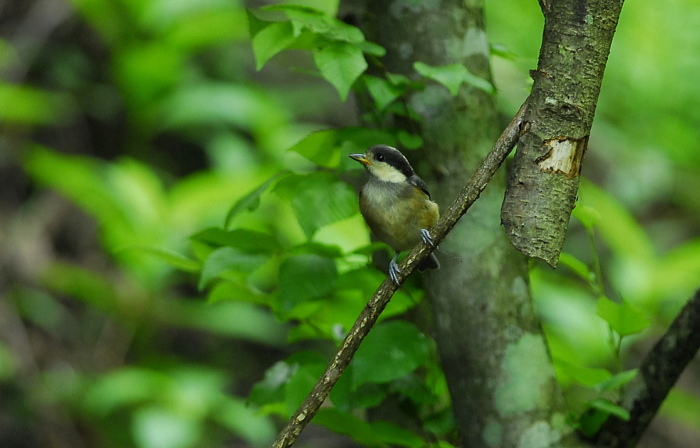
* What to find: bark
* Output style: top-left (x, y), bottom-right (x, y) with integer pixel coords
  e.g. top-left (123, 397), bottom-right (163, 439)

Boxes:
top-left (356, 1), bottom-right (581, 447)
top-left (501, 0), bottom-right (625, 267)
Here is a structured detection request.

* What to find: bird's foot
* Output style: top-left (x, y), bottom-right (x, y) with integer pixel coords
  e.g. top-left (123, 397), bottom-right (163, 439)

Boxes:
top-left (420, 228), bottom-right (435, 247)
top-left (389, 253), bottom-right (401, 286)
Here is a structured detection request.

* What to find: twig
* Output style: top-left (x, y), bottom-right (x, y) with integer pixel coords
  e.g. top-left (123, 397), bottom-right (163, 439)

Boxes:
top-left (271, 103), bottom-right (528, 448)
top-left (595, 287), bottom-right (700, 448)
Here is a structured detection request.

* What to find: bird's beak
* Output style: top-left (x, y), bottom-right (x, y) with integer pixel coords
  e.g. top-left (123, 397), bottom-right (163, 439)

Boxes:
top-left (349, 153), bottom-right (371, 166)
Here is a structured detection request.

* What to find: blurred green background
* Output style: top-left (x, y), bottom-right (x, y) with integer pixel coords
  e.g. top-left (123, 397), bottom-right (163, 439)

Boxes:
top-left (1, 0), bottom-right (699, 447)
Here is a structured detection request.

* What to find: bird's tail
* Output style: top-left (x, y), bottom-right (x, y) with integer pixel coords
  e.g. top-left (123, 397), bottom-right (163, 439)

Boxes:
top-left (417, 252), bottom-right (440, 271)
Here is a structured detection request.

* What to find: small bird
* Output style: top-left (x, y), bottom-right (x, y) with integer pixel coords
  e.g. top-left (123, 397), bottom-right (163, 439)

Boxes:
top-left (349, 145), bottom-right (440, 285)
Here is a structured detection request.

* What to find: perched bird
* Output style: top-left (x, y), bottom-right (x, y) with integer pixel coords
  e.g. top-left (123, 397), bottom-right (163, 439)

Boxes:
top-left (349, 145), bottom-right (440, 285)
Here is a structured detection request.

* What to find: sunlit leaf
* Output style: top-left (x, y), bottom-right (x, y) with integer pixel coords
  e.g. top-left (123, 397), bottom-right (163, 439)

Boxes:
top-left (198, 247), bottom-right (268, 290)
top-left (0, 84), bottom-right (67, 124)
top-left (396, 130), bottom-right (423, 149)
top-left (251, 21), bottom-right (297, 70)
top-left (554, 358), bottom-right (611, 387)
top-left (288, 129), bottom-right (339, 167)
top-left (129, 246), bottom-right (202, 272)
top-left (83, 368), bottom-right (167, 416)
top-left (364, 75), bottom-right (404, 110)
top-left (274, 172), bottom-right (358, 238)
top-left (213, 397), bottom-right (276, 446)
top-left (265, 5), bottom-right (362, 42)
top-left (285, 363), bottom-right (325, 415)
top-left (558, 252), bottom-right (593, 283)
top-left (356, 40), bottom-right (385, 56)
top-left (490, 42), bottom-right (518, 60)
top-left (132, 407), bottom-right (200, 448)
top-left (164, 9), bottom-right (248, 49)
top-left (595, 369), bottom-right (638, 393)
top-left (248, 361), bottom-right (296, 407)
top-left (588, 398), bottom-right (630, 420)
top-left (578, 179), bottom-right (655, 261)
top-left (352, 321), bottom-right (430, 388)
top-left (596, 296), bottom-right (651, 337)
top-left (192, 228), bottom-right (281, 254)
top-left (278, 254), bottom-right (337, 310)
top-left (414, 61), bottom-right (495, 95)
top-left (224, 170), bottom-right (289, 229)
top-left (313, 42), bottom-right (367, 101)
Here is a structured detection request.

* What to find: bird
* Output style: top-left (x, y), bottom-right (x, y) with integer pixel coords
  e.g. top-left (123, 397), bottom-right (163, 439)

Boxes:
top-left (349, 145), bottom-right (440, 285)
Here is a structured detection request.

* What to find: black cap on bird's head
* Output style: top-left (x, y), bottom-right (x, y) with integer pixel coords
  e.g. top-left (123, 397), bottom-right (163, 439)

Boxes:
top-left (349, 145), bottom-right (415, 182)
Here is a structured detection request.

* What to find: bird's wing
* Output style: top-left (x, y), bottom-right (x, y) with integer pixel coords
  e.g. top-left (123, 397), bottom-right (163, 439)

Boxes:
top-left (408, 175), bottom-right (432, 200)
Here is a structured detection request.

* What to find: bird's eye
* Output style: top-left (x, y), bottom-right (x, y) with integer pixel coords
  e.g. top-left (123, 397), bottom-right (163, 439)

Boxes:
top-left (376, 154), bottom-right (385, 162)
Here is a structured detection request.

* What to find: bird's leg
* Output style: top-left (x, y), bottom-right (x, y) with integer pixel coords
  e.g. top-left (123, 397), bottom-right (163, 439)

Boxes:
top-left (389, 252), bottom-right (401, 286)
top-left (420, 229), bottom-right (435, 247)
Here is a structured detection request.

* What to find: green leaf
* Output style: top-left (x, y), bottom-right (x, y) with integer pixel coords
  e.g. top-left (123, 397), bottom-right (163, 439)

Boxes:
top-left (274, 172), bottom-right (359, 238)
top-left (589, 398), bottom-right (630, 420)
top-left (198, 247), bottom-right (268, 290)
top-left (191, 228), bottom-right (281, 254)
top-left (266, 5), bottom-right (362, 42)
top-left (558, 252), bottom-right (593, 282)
top-left (132, 407), bottom-right (200, 448)
top-left (288, 241), bottom-right (344, 258)
top-left (578, 179), bottom-right (655, 261)
top-left (490, 42), bottom-right (518, 60)
top-left (554, 359), bottom-right (611, 387)
top-left (356, 40), bottom-right (386, 56)
top-left (352, 321), bottom-right (430, 388)
top-left (314, 408), bottom-right (383, 446)
top-left (213, 397), bottom-right (276, 446)
top-left (370, 420), bottom-right (425, 448)
top-left (278, 254), bottom-right (337, 311)
top-left (246, 9), bottom-right (269, 37)
top-left (595, 369), bottom-right (639, 392)
top-left (313, 42), bottom-right (367, 101)
top-left (83, 368), bottom-right (166, 416)
top-left (577, 408), bottom-right (610, 437)
top-left (414, 61), bottom-right (495, 95)
top-left (224, 170), bottom-right (289, 228)
top-left (288, 129), bottom-right (340, 167)
top-left (364, 75), bottom-right (404, 110)
top-left (0, 83), bottom-right (67, 124)
top-left (572, 204), bottom-right (602, 229)
top-left (251, 21), bottom-right (297, 70)
top-left (165, 9), bottom-right (248, 50)
top-left (128, 246), bottom-right (202, 272)
top-left (397, 130), bottom-right (423, 149)
top-left (596, 296), bottom-right (651, 337)
top-left (660, 388), bottom-right (700, 431)
top-left (248, 361), bottom-right (296, 407)
top-left (285, 363), bottom-right (325, 415)
top-left (276, 0), bottom-right (339, 16)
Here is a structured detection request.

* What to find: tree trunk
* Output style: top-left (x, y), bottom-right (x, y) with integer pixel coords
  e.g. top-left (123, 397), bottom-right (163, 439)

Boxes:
top-left (501, 0), bottom-right (626, 267)
top-left (355, 1), bottom-right (582, 446)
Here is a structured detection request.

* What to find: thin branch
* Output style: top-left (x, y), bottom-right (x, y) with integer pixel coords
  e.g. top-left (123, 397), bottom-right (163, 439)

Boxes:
top-left (595, 287), bottom-right (700, 448)
top-left (271, 103), bottom-right (528, 448)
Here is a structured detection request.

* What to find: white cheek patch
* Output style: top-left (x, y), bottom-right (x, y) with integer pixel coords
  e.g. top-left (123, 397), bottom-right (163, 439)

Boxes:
top-left (369, 163), bottom-right (407, 183)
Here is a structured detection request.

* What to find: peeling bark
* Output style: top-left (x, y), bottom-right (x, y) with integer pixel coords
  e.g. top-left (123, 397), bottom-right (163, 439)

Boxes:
top-left (501, 0), bottom-right (625, 267)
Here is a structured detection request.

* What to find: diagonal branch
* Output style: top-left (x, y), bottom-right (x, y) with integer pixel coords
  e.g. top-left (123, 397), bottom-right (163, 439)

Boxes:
top-left (596, 287), bottom-right (700, 448)
top-left (271, 103), bottom-right (528, 448)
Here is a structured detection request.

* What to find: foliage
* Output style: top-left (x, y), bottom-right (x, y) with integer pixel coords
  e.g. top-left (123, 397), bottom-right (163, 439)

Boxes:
top-left (2, 0), bottom-right (700, 447)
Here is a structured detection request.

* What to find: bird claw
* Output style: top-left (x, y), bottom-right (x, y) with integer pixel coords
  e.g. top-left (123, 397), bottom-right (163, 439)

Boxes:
top-left (389, 253), bottom-right (401, 286)
top-left (420, 228), bottom-right (435, 247)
